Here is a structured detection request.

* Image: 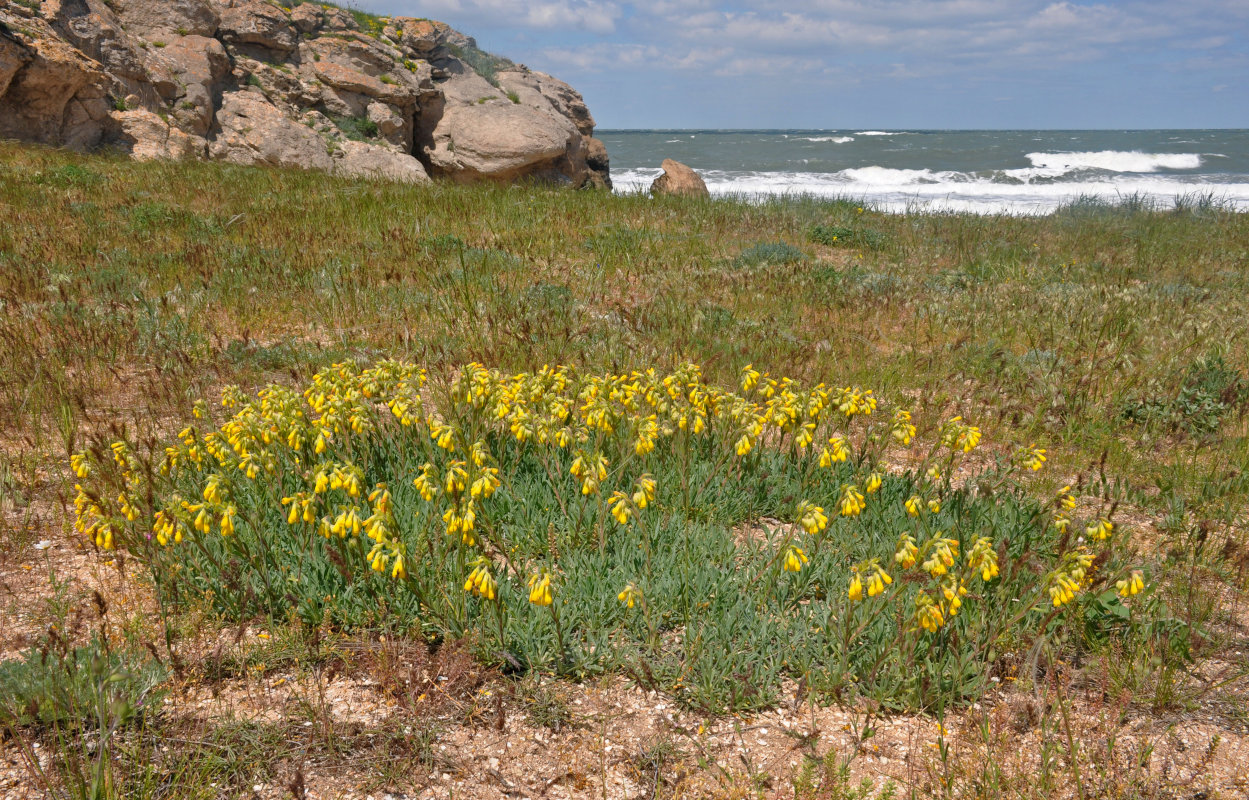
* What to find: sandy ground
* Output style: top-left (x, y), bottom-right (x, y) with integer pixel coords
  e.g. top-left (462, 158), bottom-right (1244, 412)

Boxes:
top-left (0, 525), bottom-right (1246, 800)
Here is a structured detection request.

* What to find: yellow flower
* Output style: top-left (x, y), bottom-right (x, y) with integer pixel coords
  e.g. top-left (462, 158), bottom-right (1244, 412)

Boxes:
top-left (927, 499), bottom-right (941, 514)
top-left (966, 537), bottom-right (999, 581)
top-left (1053, 514), bottom-right (1070, 534)
top-left (847, 571), bottom-right (863, 602)
top-left (866, 563), bottom-right (892, 597)
top-left (890, 410), bottom-right (916, 446)
top-left (922, 537), bottom-right (958, 577)
top-left (1086, 517), bottom-right (1113, 541)
top-left (839, 484), bottom-right (866, 517)
top-left (465, 564), bottom-right (497, 600)
top-left (220, 506), bottom-right (236, 536)
top-left (864, 472), bottom-right (882, 494)
top-left (609, 491), bottom-right (633, 525)
top-left (905, 495), bottom-right (923, 517)
top-left (819, 436), bottom-right (849, 467)
top-left (915, 592), bottom-right (944, 632)
top-left (1116, 569), bottom-right (1144, 597)
top-left (741, 364), bottom-right (761, 393)
top-left (70, 453), bottom-right (89, 479)
top-left (444, 462), bottom-right (468, 495)
top-left (735, 434), bottom-right (753, 457)
top-left (527, 572), bottom-right (554, 606)
top-left (413, 464), bottom-right (439, 502)
top-left (1022, 445), bottom-right (1047, 472)
top-left (1057, 485), bottom-right (1076, 510)
top-left (782, 545), bottom-right (809, 573)
top-left (618, 582), bottom-right (642, 609)
top-left (895, 533), bottom-right (919, 568)
top-left (631, 474), bottom-right (657, 508)
top-left (796, 500), bottom-right (828, 535)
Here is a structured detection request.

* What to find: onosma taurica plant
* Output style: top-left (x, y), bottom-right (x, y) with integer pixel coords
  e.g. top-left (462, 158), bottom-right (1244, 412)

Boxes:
top-left (71, 362), bottom-right (1148, 713)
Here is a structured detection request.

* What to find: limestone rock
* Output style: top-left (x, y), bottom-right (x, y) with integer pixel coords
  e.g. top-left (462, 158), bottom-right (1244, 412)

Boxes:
top-left (115, 0), bottom-right (219, 37)
top-left (498, 68), bottom-right (595, 136)
top-left (424, 59), bottom-right (589, 183)
top-left (0, 18), bottom-right (109, 145)
top-left (43, 0), bottom-right (147, 82)
top-left (334, 140), bottom-right (429, 183)
top-left (111, 107), bottom-right (205, 160)
top-left (215, 0), bottom-right (296, 54)
top-left (585, 137), bottom-right (611, 189)
top-left (385, 18), bottom-right (450, 57)
top-left (289, 3), bottom-right (323, 34)
top-left (651, 159), bottom-right (709, 198)
top-left (208, 90), bottom-right (332, 171)
top-left (313, 61), bottom-right (415, 106)
top-left (147, 34), bottom-right (228, 134)
top-left (0, 1), bottom-right (608, 187)
top-left (0, 31), bottom-right (31, 98)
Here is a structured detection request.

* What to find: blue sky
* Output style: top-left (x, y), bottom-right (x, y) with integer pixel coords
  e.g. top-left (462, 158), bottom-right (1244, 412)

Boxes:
top-left (359, 1), bottom-right (1248, 129)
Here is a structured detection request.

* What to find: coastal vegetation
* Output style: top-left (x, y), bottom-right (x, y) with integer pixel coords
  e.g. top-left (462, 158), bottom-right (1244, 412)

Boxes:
top-left (0, 142), bottom-right (1246, 798)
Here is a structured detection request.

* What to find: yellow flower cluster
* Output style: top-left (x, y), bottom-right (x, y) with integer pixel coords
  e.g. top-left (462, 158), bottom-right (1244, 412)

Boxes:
top-left (67, 357), bottom-right (1148, 647)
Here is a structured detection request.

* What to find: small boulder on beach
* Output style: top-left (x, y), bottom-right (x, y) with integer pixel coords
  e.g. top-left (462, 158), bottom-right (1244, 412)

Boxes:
top-left (651, 158), bottom-right (709, 198)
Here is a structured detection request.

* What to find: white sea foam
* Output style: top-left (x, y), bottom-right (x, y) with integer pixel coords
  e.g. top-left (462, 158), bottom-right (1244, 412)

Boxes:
top-left (610, 166), bottom-right (1249, 215)
top-left (855, 131), bottom-right (906, 136)
top-left (800, 136), bottom-right (854, 143)
top-left (1026, 150), bottom-right (1202, 173)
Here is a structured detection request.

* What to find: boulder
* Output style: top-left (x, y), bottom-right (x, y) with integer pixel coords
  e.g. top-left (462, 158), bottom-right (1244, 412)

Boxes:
top-left (289, 3), bottom-right (323, 34)
top-left (306, 33), bottom-right (396, 75)
top-left (385, 18), bottom-right (450, 58)
top-left (651, 159), bottom-right (709, 198)
top-left (147, 35), bottom-right (228, 134)
top-left (584, 137), bottom-right (611, 189)
top-left (367, 101), bottom-right (402, 134)
top-left (423, 59), bottom-right (590, 183)
top-left (0, 19), bottom-right (109, 145)
top-left (42, 0), bottom-right (147, 82)
top-left (216, 0), bottom-right (296, 54)
top-left (111, 107), bottom-right (205, 160)
top-left (0, 31), bottom-right (31, 98)
top-left (114, 0), bottom-right (219, 37)
top-left (314, 61), bottom-right (416, 106)
top-left (334, 140), bottom-right (429, 183)
top-left (208, 90), bottom-right (333, 171)
top-left (497, 68), bottom-right (595, 136)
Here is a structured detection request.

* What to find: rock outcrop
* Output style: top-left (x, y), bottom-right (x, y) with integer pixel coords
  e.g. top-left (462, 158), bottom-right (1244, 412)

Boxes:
top-left (0, 0), bottom-right (609, 187)
top-left (651, 158), bottom-right (708, 198)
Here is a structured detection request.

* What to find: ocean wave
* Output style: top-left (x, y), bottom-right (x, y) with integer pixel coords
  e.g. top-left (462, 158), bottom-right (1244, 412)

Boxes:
top-left (800, 136), bottom-right (854, 143)
top-left (609, 167), bottom-right (1249, 215)
top-left (1026, 150), bottom-right (1202, 173)
top-left (855, 131), bottom-right (907, 136)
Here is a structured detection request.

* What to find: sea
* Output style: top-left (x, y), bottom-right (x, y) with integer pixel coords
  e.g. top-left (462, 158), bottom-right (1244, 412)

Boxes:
top-left (600, 129), bottom-right (1249, 215)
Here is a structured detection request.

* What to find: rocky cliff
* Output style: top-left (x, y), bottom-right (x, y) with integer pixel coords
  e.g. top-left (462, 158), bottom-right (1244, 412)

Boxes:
top-left (0, 0), bottom-right (610, 186)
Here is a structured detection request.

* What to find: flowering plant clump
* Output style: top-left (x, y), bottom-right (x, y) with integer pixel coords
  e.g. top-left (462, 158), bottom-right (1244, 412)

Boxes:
top-left (70, 361), bottom-right (1149, 712)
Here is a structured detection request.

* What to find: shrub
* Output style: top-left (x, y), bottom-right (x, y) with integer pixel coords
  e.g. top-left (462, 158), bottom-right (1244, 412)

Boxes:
top-left (447, 42), bottom-right (515, 89)
top-left (1122, 353), bottom-right (1247, 436)
top-left (330, 114), bottom-right (380, 141)
top-left (734, 241), bottom-right (806, 269)
top-left (808, 224), bottom-right (887, 250)
top-left (71, 362), bottom-right (1148, 713)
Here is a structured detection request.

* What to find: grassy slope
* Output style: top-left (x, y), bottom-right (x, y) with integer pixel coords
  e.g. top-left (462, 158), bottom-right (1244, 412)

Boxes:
top-left (2, 142), bottom-right (1248, 798)
top-left (2, 143), bottom-right (1246, 528)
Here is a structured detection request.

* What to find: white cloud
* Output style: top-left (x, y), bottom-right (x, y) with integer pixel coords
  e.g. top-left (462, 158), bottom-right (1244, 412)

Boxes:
top-left (388, 0), bottom-right (622, 33)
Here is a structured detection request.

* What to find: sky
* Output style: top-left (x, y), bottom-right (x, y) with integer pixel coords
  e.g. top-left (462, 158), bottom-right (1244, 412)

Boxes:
top-left (358, 1), bottom-right (1249, 129)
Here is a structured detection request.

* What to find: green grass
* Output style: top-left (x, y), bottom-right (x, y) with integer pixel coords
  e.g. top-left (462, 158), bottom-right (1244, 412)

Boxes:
top-left (1, 143), bottom-right (1246, 522)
